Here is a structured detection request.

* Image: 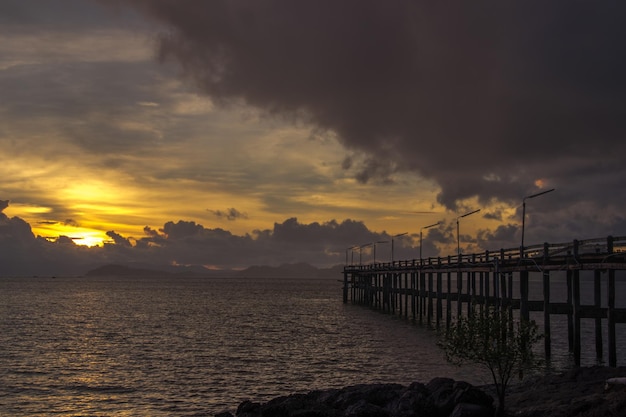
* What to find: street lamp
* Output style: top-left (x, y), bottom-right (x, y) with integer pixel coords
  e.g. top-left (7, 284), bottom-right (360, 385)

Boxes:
top-left (419, 222), bottom-right (441, 261)
top-left (521, 188), bottom-right (555, 254)
top-left (391, 232), bottom-right (408, 263)
top-left (346, 245), bottom-right (358, 265)
top-left (373, 240), bottom-right (389, 264)
top-left (359, 243), bottom-right (372, 265)
top-left (456, 209), bottom-right (481, 257)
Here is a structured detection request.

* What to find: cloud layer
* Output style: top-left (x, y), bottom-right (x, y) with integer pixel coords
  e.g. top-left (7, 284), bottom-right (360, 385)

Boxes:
top-left (119, 0), bottom-right (626, 209)
top-left (1, 1), bottom-right (625, 276)
top-left (0, 201), bottom-right (414, 276)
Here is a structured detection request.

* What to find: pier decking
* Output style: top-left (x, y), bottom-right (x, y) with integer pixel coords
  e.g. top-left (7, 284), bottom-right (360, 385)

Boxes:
top-left (343, 236), bottom-right (626, 366)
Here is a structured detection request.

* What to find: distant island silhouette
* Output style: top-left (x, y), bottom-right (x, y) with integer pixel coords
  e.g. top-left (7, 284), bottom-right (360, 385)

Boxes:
top-left (236, 262), bottom-right (342, 278)
top-left (85, 264), bottom-right (171, 277)
top-left (84, 262), bottom-right (343, 279)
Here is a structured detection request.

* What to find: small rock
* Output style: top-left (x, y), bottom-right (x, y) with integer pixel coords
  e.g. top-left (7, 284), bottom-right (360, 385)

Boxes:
top-left (387, 382), bottom-right (433, 417)
top-left (344, 399), bottom-right (390, 417)
top-left (449, 403), bottom-right (493, 417)
top-left (236, 400), bottom-right (261, 417)
top-left (605, 377), bottom-right (626, 391)
top-left (427, 378), bottom-right (494, 417)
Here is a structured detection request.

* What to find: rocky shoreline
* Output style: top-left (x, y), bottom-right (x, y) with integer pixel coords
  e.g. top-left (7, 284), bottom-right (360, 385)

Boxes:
top-left (215, 366), bottom-right (626, 417)
top-left (496, 365), bottom-right (626, 417)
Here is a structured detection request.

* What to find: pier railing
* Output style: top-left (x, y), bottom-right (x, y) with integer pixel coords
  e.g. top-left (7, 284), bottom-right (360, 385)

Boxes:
top-left (343, 235), bottom-right (626, 366)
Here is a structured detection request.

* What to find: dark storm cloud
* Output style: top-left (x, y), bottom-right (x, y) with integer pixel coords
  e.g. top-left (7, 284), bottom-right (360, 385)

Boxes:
top-left (106, 230), bottom-right (132, 247)
top-left (1, 0), bottom-right (145, 30)
top-left (160, 220), bottom-right (205, 239)
top-left (0, 0), bottom-right (93, 27)
top-left (115, 0), bottom-right (626, 209)
top-left (477, 224), bottom-right (519, 251)
top-left (483, 211), bottom-right (503, 222)
top-left (0, 209), bottom-right (35, 244)
top-left (209, 207), bottom-right (248, 221)
top-left (0, 204), bottom-right (100, 276)
top-left (35, 219), bottom-right (80, 227)
top-left (272, 217), bottom-right (374, 246)
top-left (117, 217), bottom-right (392, 269)
top-left (0, 60), bottom-right (165, 154)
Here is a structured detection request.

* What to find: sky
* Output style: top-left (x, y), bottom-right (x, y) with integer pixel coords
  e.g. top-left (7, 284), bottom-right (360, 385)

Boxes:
top-left (1, 0), bottom-right (626, 276)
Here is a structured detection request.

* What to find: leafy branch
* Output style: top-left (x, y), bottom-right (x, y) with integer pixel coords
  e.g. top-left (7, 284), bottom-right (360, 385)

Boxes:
top-left (438, 306), bottom-right (543, 416)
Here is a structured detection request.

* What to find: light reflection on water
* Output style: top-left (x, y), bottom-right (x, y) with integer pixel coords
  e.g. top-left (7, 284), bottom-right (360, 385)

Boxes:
top-left (1, 274), bottom-right (623, 416)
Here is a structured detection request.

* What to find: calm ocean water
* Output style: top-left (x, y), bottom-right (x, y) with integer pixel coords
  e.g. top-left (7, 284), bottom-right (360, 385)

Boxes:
top-left (1, 274), bottom-right (624, 416)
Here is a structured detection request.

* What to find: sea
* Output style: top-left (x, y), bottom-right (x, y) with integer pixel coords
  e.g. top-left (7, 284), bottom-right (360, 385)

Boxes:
top-left (1, 274), bottom-right (625, 416)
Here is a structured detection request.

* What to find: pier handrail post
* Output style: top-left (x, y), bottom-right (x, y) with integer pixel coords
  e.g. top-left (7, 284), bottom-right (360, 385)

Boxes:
top-left (594, 267), bottom-right (603, 361)
top-left (456, 257), bottom-right (462, 319)
top-left (471, 253), bottom-right (477, 314)
top-left (436, 257), bottom-right (443, 329)
top-left (507, 253), bottom-right (513, 317)
top-left (607, 235), bottom-right (617, 366)
top-left (427, 258), bottom-right (434, 325)
top-left (484, 250), bottom-right (490, 308)
top-left (520, 269), bottom-right (529, 322)
top-left (493, 255), bottom-right (500, 310)
top-left (566, 256), bottom-right (574, 352)
top-left (499, 248), bottom-right (507, 311)
top-left (410, 259), bottom-right (416, 319)
top-left (572, 239), bottom-right (581, 365)
top-left (446, 255), bottom-right (452, 329)
top-left (543, 241), bottom-right (552, 358)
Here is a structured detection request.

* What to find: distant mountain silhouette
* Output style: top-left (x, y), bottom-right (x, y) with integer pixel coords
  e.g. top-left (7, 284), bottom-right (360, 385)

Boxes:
top-left (85, 262), bottom-right (343, 278)
top-left (85, 264), bottom-right (171, 277)
top-left (236, 262), bottom-right (343, 278)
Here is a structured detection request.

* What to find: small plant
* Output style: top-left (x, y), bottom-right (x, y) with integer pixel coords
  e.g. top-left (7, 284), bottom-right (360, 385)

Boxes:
top-left (438, 306), bottom-right (542, 416)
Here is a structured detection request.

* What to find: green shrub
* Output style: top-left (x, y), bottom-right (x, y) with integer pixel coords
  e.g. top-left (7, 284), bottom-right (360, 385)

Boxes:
top-left (438, 307), bottom-right (543, 416)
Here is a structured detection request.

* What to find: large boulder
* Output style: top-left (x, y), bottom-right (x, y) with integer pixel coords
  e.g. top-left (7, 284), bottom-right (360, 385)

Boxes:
top-left (386, 382), bottom-right (434, 417)
top-left (426, 378), bottom-right (493, 417)
top-left (220, 378), bottom-right (494, 417)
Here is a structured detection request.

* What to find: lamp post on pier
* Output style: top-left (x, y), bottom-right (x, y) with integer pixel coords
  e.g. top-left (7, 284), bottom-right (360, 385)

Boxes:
top-left (373, 240), bottom-right (389, 264)
top-left (391, 232), bottom-right (408, 263)
top-left (456, 209), bottom-right (481, 258)
top-left (359, 243), bottom-right (372, 265)
top-left (419, 222), bottom-right (441, 261)
top-left (346, 245), bottom-right (358, 265)
top-left (521, 188), bottom-right (555, 255)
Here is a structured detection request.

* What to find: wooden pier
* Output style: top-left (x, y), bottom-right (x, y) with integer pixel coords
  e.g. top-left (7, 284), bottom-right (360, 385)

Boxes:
top-left (343, 236), bottom-right (626, 366)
